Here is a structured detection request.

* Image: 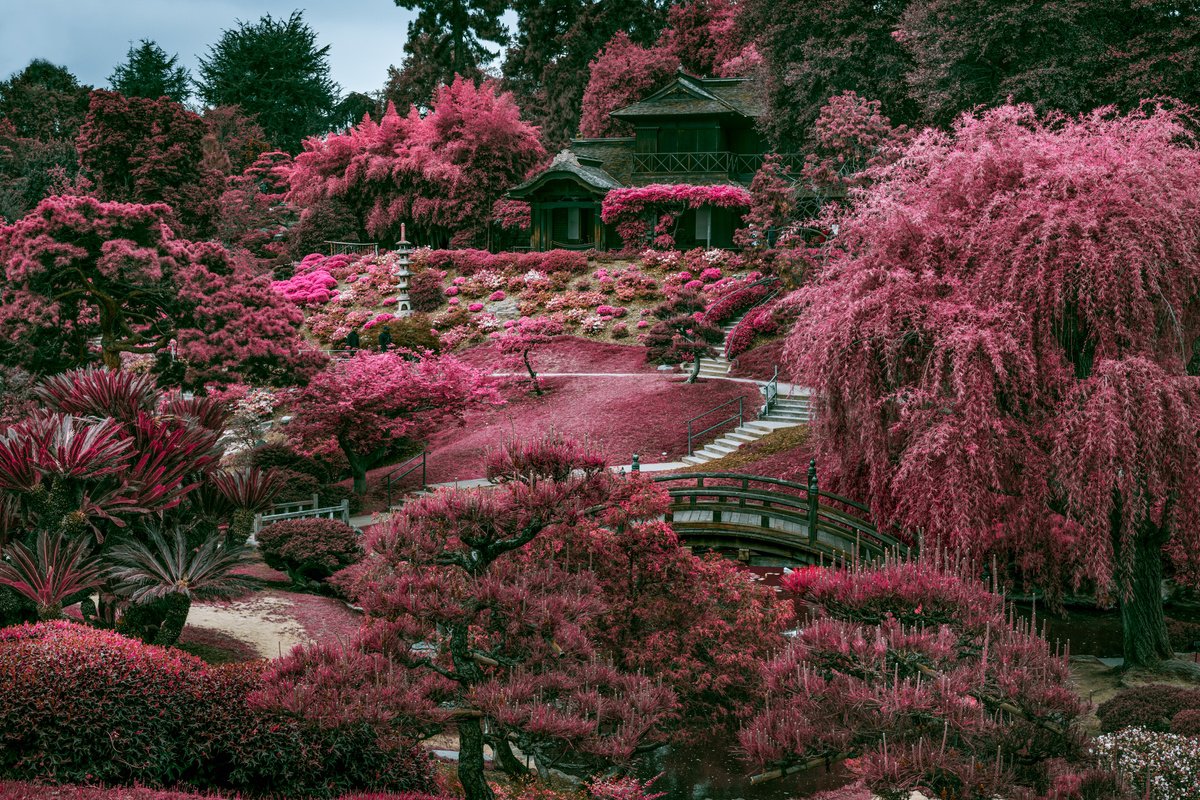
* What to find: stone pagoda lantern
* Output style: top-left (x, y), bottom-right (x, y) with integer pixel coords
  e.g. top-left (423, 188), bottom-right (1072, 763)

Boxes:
top-left (394, 223), bottom-right (413, 317)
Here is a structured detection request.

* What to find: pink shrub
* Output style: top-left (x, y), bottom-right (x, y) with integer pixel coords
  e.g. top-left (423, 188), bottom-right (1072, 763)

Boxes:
top-left (468, 302), bottom-right (484, 313)
top-left (489, 290), bottom-right (507, 301)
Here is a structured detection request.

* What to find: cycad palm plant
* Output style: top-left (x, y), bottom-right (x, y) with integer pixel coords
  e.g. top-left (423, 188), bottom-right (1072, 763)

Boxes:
top-left (108, 524), bottom-right (252, 646)
top-left (0, 530), bottom-right (106, 620)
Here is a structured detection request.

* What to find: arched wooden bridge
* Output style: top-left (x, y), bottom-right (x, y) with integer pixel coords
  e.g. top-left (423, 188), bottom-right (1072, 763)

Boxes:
top-left (648, 464), bottom-right (909, 565)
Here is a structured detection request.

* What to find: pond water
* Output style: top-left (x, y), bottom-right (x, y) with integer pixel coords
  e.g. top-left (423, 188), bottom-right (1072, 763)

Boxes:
top-left (636, 736), bottom-right (849, 800)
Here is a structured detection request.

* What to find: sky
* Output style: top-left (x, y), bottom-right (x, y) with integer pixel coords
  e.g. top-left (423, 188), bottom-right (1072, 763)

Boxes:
top-left (0, 0), bottom-right (433, 99)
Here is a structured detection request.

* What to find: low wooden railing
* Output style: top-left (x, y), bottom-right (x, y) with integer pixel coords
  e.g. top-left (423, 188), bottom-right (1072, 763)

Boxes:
top-left (631, 152), bottom-right (806, 179)
top-left (648, 465), bottom-right (909, 563)
top-left (383, 450), bottom-right (427, 509)
top-left (252, 498), bottom-right (351, 541)
top-left (324, 241), bottom-right (379, 257)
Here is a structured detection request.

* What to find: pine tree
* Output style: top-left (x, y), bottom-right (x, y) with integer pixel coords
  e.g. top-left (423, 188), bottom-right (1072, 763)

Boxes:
top-left (108, 40), bottom-right (191, 103)
top-left (196, 11), bottom-right (338, 154)
top-left (389, 0), bottom-right (509, 107)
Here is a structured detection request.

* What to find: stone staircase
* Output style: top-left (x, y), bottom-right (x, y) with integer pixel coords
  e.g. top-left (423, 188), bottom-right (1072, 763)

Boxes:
top-left (681, 394), bottom-right (811, 466)
top-left (695, 317), bottom-right (742, 379)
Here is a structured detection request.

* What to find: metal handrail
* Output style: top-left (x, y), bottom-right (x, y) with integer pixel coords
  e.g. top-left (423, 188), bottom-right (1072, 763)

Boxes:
top-left (703, 275), bottom-right (781, 326)
top-left (686, 396), bottom-right (744, 456)
top-left (384, 450), bottom-right (427, 509)
top-left (763, 366), bottom-right (779, 417)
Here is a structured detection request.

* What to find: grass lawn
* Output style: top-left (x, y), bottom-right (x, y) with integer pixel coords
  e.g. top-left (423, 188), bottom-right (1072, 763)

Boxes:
top-left (353, 373), bottom-right (763, 510)
top-left (458, 335), bottom-right (662, 375)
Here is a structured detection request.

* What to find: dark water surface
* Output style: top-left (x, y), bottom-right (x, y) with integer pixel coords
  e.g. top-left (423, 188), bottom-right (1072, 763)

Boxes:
top-left (636, 737), bottom-right (849, 800)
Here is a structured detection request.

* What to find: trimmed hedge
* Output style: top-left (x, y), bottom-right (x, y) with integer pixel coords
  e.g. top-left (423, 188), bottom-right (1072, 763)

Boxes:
top-left (256, 519), bottom-right (362, 583)
top-left (1096, 684), bottom-right (1200, 733)
top-left (0, 623), bottom-right (432, 797)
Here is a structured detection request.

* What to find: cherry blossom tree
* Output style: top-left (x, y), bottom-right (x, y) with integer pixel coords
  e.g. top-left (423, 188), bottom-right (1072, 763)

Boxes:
top-left (286, 350), bottom-right (500, 493)
top-left (785, 103), bottom-right (1200, 670)
top-left (578, 32), bottom-right (679, 138)
top-left (0, 195), bottom-right (321, 385)
top-left (496, 315), bottom-right (564, 394)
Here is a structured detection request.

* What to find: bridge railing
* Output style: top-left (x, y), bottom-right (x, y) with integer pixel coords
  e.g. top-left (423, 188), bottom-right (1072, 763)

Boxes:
top-left (649, 466), bottom-right (907, 562)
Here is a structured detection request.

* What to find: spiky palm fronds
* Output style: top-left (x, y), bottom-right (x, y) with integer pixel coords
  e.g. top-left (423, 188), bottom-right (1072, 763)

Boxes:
top-left (35, 366), bottom-right (157, 423)
top-left (0, 530), bottom-right (105, 619)
top-left (209, 467), bottom-right (284, 513)
top-left (108, 525), bottom-right (252, 604)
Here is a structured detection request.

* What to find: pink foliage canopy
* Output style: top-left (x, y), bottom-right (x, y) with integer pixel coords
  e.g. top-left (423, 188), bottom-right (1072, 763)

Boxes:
top-left (286, 350), bottom-right (500, 486)
top-left (786, 103), bottom-right (1200, 606)
top-left (600, 183), bottom-right (752, 248)
top-left (578, 33), bottom-right (679, 138)
top-left (287, 78), bottom-right (545, 248)
top-left (0, 195), bottom-right (321, 387)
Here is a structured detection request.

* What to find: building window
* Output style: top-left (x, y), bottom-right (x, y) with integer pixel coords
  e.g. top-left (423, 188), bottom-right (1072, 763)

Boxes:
top-left (568, 207), bottom-right (581, 241)
top-left (695, 206), bottom-right (711, 247)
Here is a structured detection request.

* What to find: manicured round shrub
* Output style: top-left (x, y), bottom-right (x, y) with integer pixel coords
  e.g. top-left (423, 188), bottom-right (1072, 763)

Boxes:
top-left (1096, 685), bottom-right (1200, 733)
top-left (0, 623), bottom-right (435, 797)
top-left (273, 468), bottom-right (322, 503)
top-left (408, 269), bottom-right (446, 312)
top-left (250, 442), bottom-right (330, 483)
top-left (256, 518), bottom-right (362, 583)
top-left (1171, 708), bottom-right (1200, 736)
top-left (0, 622), bottom-right (205, 786)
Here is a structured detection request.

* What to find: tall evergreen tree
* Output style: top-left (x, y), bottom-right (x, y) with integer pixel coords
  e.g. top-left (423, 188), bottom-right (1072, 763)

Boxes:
top-left (503, 0), bottom-right (669, 148)
top-left (740, 0), bottom-right (916, 150)
top-left (108, 40), bottom-right (191, 103)
top-left (390, 0), bottom-right (509, 108)
top-left (0, 60), bottom-right (91, 141)
top-left (196, 11), bottom-right (338, 154)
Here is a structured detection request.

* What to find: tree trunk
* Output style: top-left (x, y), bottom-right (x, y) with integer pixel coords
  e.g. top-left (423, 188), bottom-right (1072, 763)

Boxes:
top-left (492, 738), bottom-right (527, 777)
top-left (352, 467), bottom-right (367, 496)
top-left (523, 350), bottom-right (542, 395)
top-left (687, 354), bottom-right (701, 383)
top-left (457, 717), bottom-right (494, 800)
top-left (1120, 532), bottom-right (1173, 669)
top-left (152, 593), bottom-right (191, 647)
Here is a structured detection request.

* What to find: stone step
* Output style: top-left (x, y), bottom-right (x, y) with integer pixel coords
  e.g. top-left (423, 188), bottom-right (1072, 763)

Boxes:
top-left (725, 431), bottom-right (759, 443)
top-left (765, 411), bottom-right (810, 422)
top-left (708, 439), bottom-right (743, 453)
top-left (743, 420), bottom-right (800, 435)
top-left (681, 455), bottom-right (710, 466)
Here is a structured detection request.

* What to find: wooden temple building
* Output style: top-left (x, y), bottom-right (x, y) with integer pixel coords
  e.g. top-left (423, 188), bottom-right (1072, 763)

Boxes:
top-left (508, 69), bottom-right (786, 252)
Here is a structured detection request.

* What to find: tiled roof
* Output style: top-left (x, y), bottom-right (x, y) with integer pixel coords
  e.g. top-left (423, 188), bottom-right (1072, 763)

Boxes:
top-left (507, 149), bottom-right (624, 198)
top-left (610, 70), bottom-right (764, 120)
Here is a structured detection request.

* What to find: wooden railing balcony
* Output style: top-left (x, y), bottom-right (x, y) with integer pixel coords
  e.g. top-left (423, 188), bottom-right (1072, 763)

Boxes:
top-left (632, 152), bottom-right (806, 179)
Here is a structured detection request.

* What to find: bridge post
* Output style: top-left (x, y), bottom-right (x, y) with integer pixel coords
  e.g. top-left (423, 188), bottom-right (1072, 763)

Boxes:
top-left (807, 459), bottom-right (819, 544)
top-left (631, 453), bottom-right (640, 472)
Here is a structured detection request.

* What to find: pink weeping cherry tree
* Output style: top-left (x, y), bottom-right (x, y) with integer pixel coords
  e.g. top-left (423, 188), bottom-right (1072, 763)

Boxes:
top-left (785, 102), bottom-right (1200, 670)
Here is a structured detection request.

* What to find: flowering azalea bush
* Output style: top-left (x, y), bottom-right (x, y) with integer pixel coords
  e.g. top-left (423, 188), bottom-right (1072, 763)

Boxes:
top-left (600, 184), bottom-right (752, 249)
top-left (1093, 728), bottom-right (1200, 799)
top-left (725, 298), bottom-right (801, 359)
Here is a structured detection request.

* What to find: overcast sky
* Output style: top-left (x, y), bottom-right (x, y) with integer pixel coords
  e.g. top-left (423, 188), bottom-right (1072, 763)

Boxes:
top-left (0, 0), bottom-right (436, 99)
